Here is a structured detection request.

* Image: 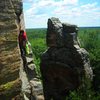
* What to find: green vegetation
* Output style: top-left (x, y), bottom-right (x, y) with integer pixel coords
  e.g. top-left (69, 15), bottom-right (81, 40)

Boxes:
top-left (26, 28), bottom-right (47, 58)
top-left (78, 27), bottom-right (100, 92)
top-left (0, 81), bottom-right (14, 90)
top-left (26, 28), bottom-right (47, 75)
top-left (0, 79), bottom-right (20, 98)
top-left (26, 27), bottom-right (100, 99)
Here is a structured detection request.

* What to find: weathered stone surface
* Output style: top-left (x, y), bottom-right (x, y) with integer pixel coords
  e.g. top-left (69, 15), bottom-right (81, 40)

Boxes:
top-left (0, 0), bottom-right (24, 99)
top-left (62, 23), bottom-right (79, 47)
top-left (0, 0), bottom-right (44, 99)
top-left (20, 54), bottom-right (44, 100)
top-left (46, 17), bottom-right (63, 47)
top-left (46, 17), bottom-right (79, 48)
top-left (0, 79), bottom-right (22, 99)
top-left (40, 17), bottom-right (93, 99)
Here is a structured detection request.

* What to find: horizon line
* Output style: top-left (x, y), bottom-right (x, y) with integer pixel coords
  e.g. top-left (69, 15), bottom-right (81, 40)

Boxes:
top-left (26, 26), bottom-right (100, 29)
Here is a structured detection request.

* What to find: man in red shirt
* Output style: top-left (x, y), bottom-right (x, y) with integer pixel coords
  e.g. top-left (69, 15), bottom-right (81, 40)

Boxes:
top-left (18, 30), bottom-right (27, 56)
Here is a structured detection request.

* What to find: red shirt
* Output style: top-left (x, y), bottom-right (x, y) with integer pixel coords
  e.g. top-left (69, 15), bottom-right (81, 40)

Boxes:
top-left (18, 32), bottom-right (27, 43)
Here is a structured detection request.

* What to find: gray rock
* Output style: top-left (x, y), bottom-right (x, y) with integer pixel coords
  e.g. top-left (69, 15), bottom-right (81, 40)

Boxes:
top-left (40, 17), bottom-right (93, 100)
top-left (46, 17), bottom-right (63, 47)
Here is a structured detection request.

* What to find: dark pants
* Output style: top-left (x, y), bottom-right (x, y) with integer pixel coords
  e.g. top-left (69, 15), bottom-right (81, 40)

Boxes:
top-left (19, 43), bottom-right (27, 71)
top-left (19, 43), bottom-right (26, 56)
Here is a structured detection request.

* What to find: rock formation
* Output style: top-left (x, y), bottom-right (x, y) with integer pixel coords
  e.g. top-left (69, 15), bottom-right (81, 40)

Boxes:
top-left (0, 0), bottom-right (44, 99)
top-left (40, 17), bottom-right (93, 100)
top-left (0, 0), bottom-right (24, 99)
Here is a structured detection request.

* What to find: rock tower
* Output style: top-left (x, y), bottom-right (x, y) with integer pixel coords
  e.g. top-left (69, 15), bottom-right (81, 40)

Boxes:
top-left (40, 17), bottom-right (93, 100)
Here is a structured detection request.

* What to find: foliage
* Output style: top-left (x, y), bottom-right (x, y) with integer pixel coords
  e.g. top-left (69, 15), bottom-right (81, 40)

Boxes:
top-left (26, 29), bottom-right (47, 55)
top-left (78, 27), bottom-right (100, 93)
top-left (26, 27), bottom-right (100, 99)
top-left (26, 28), bottom-right (47, 76)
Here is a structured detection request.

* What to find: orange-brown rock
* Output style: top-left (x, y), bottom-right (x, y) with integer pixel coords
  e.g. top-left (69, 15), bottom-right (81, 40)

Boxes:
top-left (0, 0), bottom-right (24, 99)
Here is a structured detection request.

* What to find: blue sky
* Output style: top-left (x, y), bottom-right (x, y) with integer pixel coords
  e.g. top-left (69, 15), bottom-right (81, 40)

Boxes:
top-left (23, 0), bottom-right (100, 28)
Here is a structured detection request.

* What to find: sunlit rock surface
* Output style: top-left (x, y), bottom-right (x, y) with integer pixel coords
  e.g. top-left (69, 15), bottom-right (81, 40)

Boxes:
top-left (0, 0), bottom-right (24, 99)
top-left (0, 0), bottom-right (44, 99)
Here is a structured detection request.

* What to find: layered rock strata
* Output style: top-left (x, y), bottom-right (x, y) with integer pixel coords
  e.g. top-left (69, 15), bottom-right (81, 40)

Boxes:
top-left (0, 0), bottom-right (24, 99)
top-left (0, 0), bottom-right (44, 99)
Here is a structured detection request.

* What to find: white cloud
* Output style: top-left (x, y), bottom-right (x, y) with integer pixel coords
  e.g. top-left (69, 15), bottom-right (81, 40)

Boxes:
top-left (24, 0), bottom-right (78, 17)
top-left (54, 2), bottom-right (100, 18)
top-left (81, 2), bottom-right (97, 9)
top-left (31, 0), bottom-right (78, 7)
top-left (36, 0), bottom-right (54, 7)
top-left (23, 0), bottom-right (33, 3)
top-left (23, 0), bottom-right (100, 28)
top-left (63, 0), bottom-right (78, 5)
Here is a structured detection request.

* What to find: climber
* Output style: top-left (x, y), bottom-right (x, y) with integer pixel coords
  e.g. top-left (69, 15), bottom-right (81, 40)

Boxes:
top-left (18, 30), bottom-right (27, 56)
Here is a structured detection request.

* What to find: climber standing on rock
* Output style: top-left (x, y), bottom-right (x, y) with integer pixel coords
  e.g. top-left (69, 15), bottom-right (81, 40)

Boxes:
top-left (18, 30), bottom-right (27, 56)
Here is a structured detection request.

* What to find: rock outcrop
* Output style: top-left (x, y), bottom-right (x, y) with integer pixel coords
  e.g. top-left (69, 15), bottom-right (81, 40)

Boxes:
top-left (20, 54), bottom-right (44, 100)
top-left (40, 17), bottom-right (93, 100)
top-left (0, 0), bottom-right (44, 100)
top-left (0, 0), bottom-right (24, 99)
top-left (0, 0), bottom-right (39, 99)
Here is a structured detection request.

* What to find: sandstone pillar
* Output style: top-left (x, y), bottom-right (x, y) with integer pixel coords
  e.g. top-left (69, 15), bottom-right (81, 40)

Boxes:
top-left (0, 0), bottom-right (24, 99)
top-left (40, 17), bottom-right (93, 100)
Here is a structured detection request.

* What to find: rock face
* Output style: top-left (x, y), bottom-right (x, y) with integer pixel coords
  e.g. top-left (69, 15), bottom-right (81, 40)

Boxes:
top-left (0, 0), bottom-right (24, 99)
top-left (40, 17), bottom-right (93, 100)
top-left (20, 54), bottom-right (44, 100)
top-left (0, 1), bottom-right (44, 99)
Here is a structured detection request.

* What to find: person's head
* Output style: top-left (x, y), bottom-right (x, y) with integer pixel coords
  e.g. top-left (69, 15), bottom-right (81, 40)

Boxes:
top-left (20, 30), bottom-right (24, 35)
